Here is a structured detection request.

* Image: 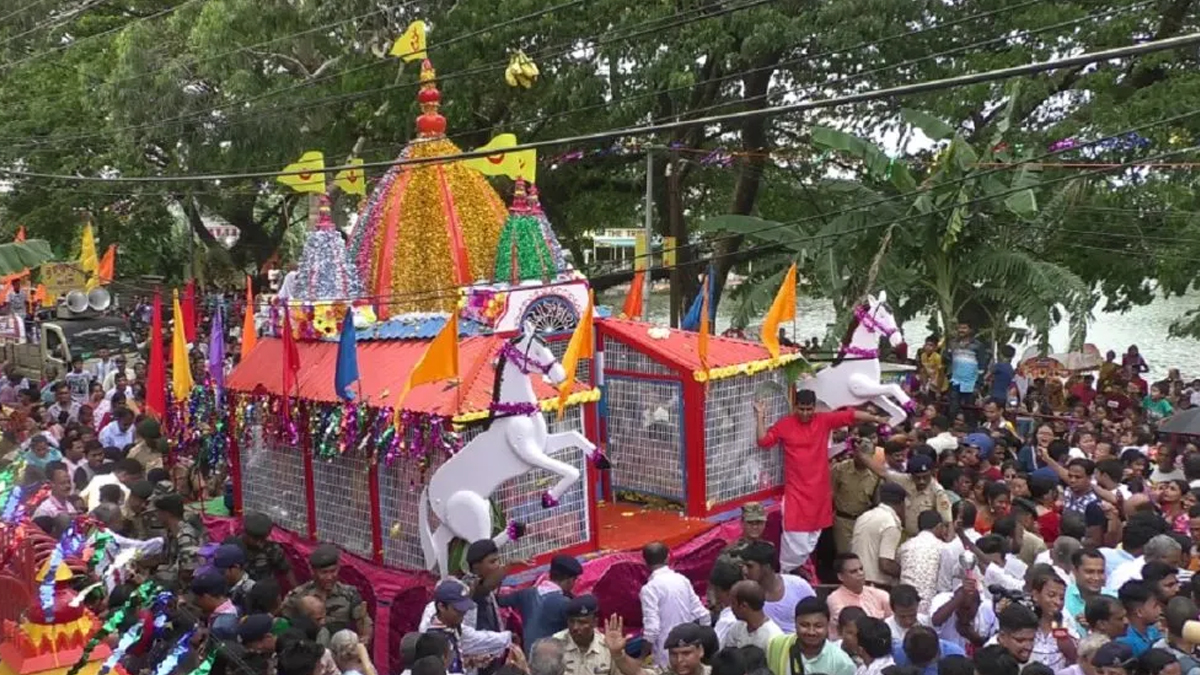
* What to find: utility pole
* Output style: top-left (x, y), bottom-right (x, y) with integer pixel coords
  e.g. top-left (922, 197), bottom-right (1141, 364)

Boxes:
top-left (642, 148), bottom-right (653, 321)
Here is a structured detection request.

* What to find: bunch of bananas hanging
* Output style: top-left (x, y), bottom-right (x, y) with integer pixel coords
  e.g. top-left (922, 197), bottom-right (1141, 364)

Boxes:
top-left (505, 50), bottom-right (539, 89)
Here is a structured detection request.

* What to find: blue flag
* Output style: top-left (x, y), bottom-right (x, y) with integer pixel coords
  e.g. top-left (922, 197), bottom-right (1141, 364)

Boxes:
top-left (680, 263), bottom-right (717, 331)
top-left (335, 310), bottom-right (360, 400)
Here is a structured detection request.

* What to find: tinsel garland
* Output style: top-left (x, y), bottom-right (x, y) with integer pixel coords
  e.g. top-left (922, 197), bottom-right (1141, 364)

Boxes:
top-left (494, 213), bottom-right (556, 283)
top-left (39, 521), bottom-right (88, 620)
top-left (100, 622), bottom-right (144, 675)
top-left (187, 652), bottom-right (217, 675)
top-left (67, 581), bottom-right (158, 675)
top-left (153, 629), bottom-right (196, 675)
top-left (294, 229), bottom-right (363, 304)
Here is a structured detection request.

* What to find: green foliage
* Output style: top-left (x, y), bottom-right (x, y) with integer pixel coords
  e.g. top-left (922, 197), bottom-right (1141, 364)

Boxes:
top-left (0, 240), bottom-right (56, 275)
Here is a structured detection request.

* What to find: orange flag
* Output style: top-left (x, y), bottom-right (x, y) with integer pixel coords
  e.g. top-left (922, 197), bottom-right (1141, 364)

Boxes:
top-left (97, 245), bottom-right (116, 283)
top-left (621, 270), bottom-right (645, 320)
top-left (395, 312), bottom-right (459, 421)
top-left (241, 277), bottom-right (258, 360)
top-left (557, 291), bottom-right (594, 417)
top-left (760, 263), bottom-right (797, 360)
top-left (698, 275), bottom-right (710, 375)
top-left (14, 226), bottom-right (25, 242)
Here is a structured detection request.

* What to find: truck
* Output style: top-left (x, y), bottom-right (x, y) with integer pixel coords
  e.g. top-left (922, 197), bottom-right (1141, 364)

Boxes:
top-left (0, 313), bottom-right (141, 381)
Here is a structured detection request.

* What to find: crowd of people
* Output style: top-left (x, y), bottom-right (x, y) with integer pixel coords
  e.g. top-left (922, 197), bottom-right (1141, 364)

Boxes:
top-left (8, 312), bottom-right (1200, 675)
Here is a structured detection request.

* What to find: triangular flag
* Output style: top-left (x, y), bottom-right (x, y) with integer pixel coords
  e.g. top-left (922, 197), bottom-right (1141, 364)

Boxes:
top-left (281, 309), bottom-right (301, 427)
top-left (396, 313), bottom-right (459, 418)
top-left (146, 291), bottom-right (166, 418)
top-left (335, 311), bottom-right (360, 401)
top-left (97, 244), bottom-right (116, 284)
top-left (277, 151), bottom-right (327, 194)
top-left (31, 284), bottom-right (46, 310)
top-left (334, 158), bottom-right (366, 196)
top-left (181, 280), bottom-right (197, 344)
top-left (462, 134), bottom-right (538, 183)
top-left (80, 223), bottom-right (99, 290)
top-left (390, 20), bottom-right (427, 62)
top-left (680, 264), bottom-right (716, 332)
top-left (557, 291), bottom-right (594, 418)
top-left (241, 277), bottom-right (258, 360)
top-left (761, 263), bottom-right (797, 360)
top-left (14, 226), bottom-right (25, 242)
top-left (620, 270), bottom-right (645, 320)
top-left (699, 275), bottom-right (710, 376)
top-left (170, 290), bottom-right (194, 402)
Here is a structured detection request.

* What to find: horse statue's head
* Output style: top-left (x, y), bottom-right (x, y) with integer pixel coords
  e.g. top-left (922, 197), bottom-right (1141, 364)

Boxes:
top-left (502, 321), bottom-right (567, 385)
top-left (860, 291), bottom-right (904, 348)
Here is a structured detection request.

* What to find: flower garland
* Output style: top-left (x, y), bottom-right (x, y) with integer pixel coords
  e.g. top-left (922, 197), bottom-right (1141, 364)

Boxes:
top-left (693, 353), bottom-right (803, 383)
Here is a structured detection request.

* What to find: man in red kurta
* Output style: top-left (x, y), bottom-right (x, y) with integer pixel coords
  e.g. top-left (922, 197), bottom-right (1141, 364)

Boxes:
top-left (755, 389), bottom-right (889, 572)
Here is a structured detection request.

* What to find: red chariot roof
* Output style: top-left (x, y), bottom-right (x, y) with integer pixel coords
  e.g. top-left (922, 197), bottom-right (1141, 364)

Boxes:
top-left (596, 317), bottom-right (795, 374)
top-left (226, 335), bottom-right (592, 416)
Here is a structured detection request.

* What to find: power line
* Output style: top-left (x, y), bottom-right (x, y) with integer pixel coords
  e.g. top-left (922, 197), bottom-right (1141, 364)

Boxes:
top-left (0, 0), bottom-right (746, 152)
top-left (5, 31), bottom-right (1198, 185)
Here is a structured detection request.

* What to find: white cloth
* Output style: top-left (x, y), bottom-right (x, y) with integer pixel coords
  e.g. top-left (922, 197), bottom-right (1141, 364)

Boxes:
top-left (723, 618), bottom-right (783, 650)
top-left (79, 473), bottom-right (129, 511)
top-left (1107, 555), bottom-right (1146, 594)
top-left (713, 607), bottom-right (737, 646)
top-left (418, 599), bottom-right (512, 663)
top-left (984, 563), bottom-right (1025, 594)
top-left (936, 531), bottom-right (981, 594)
top-left (884, 614), bottom-right (930, 642)
top-left (857, 656), bottom-right (895, 675)
top-left (98, 421), bottom-right (134, 450)
top-left (639, 566), bottom-right (710, 667)
top-left (928, 591), bottom-right (997, 649)
top-left (928, 433), bottom-right (959, 455)
top-left (780, 530), bottom-right (822, 572)
top-left (765, 574), bottom-right (815, 634)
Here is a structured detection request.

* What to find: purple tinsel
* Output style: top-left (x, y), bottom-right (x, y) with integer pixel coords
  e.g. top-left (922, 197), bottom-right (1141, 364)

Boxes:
top-left (489, 401), bottom-right (539, 416)
top-left (839, 345), bottom-right (879, 359)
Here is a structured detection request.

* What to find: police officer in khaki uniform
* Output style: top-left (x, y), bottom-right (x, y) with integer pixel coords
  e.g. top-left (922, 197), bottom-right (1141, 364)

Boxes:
top-left (859, 448), bottom-right (952, 536)
top-left (557, 595), bottom-right (620, 675)
top-left (283, 543), bottom-right (373, 646)
top-left (830, 440), bottom-right (881, 554)
top-left (566, 600), bottom-right (709, 675)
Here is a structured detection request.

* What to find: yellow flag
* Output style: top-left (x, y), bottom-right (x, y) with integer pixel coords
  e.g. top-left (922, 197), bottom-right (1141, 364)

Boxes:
top-left (462, 134), bottom-right (537, 183)
top-left (760, 263), bottom-right (797, 360)
top-left (80, 223), bottom-right (99, 290)
top-left (556, 291), bottom-right (594, 418)
top-left (699, 276), bottom-right (710, 376)
top-left (396, 312), bottom-right (459, 419)
top-left (171, 289), bottom-right (194, 402)
top-left (391, 20), bottom-right (427, 62)
top-left (277, 151), bottom-right (326, 194)
top-left (334, 158), bottom-right (366, 196)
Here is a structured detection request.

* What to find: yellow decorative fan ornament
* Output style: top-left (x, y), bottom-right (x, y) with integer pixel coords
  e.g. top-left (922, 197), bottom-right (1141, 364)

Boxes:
top-left (505, 50), bottom-right (539, 89)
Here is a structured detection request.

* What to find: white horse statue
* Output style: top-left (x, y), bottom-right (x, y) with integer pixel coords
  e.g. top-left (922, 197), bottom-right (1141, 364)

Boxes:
top-left (799, 292), bottom-right (914, 426)
top-left (419, 322), bottom-right (609, 576)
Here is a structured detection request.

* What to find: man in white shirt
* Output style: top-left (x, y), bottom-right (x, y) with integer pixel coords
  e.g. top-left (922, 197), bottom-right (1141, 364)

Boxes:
top-left (638, 541), bottom-right (710, 667)
top-left (937, 501), bottom-right (981, 595)
top-left (928, 575), bottom-right (996, 650)
top-left (739, 540), bottom-right (815, 633)
top-left (99, 407), bottom-right (136, 451)
top-left (32, 462), bottom-right (80, 521)
top-left (723, 580), bottom-right (783, 650)
top-left (79, 458), bottom-right (144, 511)
top-left (884, 585), bottom-right (931, 642)
top-left (1107, 534), bottom-right (1183, 594)
top-left (708, 561), bottom-right (742, 647)
top-left (898, 511), bottom-right (947, 613)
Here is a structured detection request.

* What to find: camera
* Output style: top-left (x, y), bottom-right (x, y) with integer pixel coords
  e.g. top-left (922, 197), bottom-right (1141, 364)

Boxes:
top-left (988, 585), bottom-right (1036, 612)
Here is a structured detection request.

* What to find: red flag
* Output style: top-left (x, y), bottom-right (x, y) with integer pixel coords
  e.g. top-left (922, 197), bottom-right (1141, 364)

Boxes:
top-left (621, 270), bottom-right (645, 319)
top-left (281, 309), bottom-right (301, 424)
top-left (146, 291), bottom-right (167, 419)
top-left (181, 280), bottom-right (197, 343)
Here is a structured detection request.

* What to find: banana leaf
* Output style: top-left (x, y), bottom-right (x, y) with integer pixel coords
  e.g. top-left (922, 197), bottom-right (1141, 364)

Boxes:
top-left (0, 240), bottom-right (54, 276)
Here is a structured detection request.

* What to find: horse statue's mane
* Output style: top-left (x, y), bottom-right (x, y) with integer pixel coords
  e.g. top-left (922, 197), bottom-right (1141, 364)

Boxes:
top-left (831, 303), bottom-right (867, 367)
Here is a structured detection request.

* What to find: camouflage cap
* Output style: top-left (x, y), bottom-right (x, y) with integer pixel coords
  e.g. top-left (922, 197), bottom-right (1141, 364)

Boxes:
top-left (740, 502), bottom-right (767, 522)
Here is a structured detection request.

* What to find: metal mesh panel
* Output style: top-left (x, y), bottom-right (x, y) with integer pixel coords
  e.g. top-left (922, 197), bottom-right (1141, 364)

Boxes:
top-left (547, 338), bottom-right (591, 383)
top-left (704, 371), bottom-right (789, 507)
top-left (605, 376), bottom-right (685, 501)
top-left (604, 339), bottom-right (675, 376)
top-left (312, 451), bottom-right (375, 559)
top-left (239, 426), bottom-right (308, 535)
top-left (378, 406), bottom-right (591, 570)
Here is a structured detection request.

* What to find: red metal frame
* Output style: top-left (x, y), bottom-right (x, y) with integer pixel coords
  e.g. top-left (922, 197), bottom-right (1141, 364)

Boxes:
top-left (229, 433), bottom-right (243, 518)
top-left (683, 378), bottom-right (708, 518)
top-left (368, 459), bottom-right (384, 565)
top-left (708, 487), bottom-right (784, 517)
top-left (601, 367), bottom-right (680, 382)
top-left (301, 401), bottom-right (317, 541)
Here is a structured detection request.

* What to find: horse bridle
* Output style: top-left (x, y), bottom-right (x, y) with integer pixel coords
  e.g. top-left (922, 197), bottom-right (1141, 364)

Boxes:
top-left (853, 303), bottom-right (897, 338)
top-left (499, 338), bottom-right (555, 375)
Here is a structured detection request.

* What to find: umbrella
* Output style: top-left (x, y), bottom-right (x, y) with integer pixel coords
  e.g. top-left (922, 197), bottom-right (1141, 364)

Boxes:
top-left (1156, 407), bottom-right (1200, 436)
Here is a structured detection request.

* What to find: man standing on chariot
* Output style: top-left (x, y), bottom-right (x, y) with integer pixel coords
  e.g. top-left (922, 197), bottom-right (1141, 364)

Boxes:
top-left (755, 389), bottom-right (890, 573)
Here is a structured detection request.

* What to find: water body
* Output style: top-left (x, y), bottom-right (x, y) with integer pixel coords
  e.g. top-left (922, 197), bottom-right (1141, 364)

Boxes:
top-left (597, 288), bottom-right (1200, 382)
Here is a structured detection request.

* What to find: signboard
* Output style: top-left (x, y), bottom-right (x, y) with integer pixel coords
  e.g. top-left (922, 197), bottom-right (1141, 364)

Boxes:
top-left (0, 314), bottom-right (26, 342)
top-left (40, 263), bottom-right (87, 299)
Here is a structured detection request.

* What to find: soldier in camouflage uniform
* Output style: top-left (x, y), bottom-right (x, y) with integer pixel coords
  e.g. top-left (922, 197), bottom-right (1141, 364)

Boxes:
top-left (152, 493), bottom-right (205, 590)
top-left (716, 502), bottom-right (768, 566)
top-left (125, 480), bottom-right (168, 541)
top-left (237, 512), bottom-right (295, 587)
top-left (282, 543), bottom-right (372, 646)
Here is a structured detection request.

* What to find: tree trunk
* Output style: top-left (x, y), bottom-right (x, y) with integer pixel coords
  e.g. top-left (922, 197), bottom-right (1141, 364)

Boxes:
top-left (711, 55), bottom-right (779, 314)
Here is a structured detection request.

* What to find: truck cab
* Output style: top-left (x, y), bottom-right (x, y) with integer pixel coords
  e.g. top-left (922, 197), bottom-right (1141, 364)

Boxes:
top-left (2, 315), bottom-right (140, 381)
